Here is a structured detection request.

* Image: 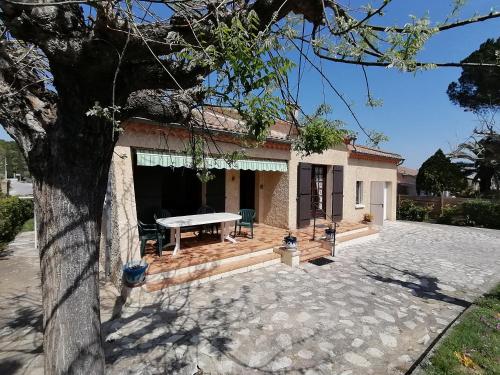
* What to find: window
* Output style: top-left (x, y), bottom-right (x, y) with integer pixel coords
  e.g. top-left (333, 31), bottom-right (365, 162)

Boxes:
top-left (356, 181), bottom-right (363, 205)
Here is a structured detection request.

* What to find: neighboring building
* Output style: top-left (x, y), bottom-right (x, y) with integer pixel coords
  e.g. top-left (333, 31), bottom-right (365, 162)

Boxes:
top-left (397, 166), bottom-right (418, 196)
top-left (102, 108), bottom-right (403, 279)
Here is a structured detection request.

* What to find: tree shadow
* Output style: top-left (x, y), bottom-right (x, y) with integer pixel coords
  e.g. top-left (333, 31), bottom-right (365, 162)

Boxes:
top-left (358, 259), bottom-right (471, 308)
top-left (101, 272), bottom-right (334, 374)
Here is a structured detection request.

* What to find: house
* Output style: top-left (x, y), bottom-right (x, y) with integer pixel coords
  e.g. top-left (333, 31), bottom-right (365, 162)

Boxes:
top-left (101, 108), bottom-right (403, 288)
top-left (397, 166), bottom-right (418, 196)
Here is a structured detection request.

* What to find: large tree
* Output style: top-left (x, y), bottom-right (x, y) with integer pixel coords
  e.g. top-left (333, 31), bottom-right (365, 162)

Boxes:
top-left (1, 1), bottom-right (499, 374)
top-left (447, 37), bottom-right (500, 112)
top-left (417, 149), bottom-right (467, 211)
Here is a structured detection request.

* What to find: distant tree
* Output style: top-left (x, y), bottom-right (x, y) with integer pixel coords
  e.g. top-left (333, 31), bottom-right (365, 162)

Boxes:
top-left (0, 140), bottom-right (29, 179)
top-left (450, 131), bottom-right (500, 193)
top-left (447, 38), bottom-right (500, 112)
top-left (417, 149), bottom-right (466, 213)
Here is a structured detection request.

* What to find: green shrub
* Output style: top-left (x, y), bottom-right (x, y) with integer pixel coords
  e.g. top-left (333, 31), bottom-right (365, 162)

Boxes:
top-left (436, 204), bottom-right (462, 225)
top-left (461, 200), bottom-right (500, 229)
top-left (0, 196), bottom-right (34, 243)
top-left (397, 200), bottom-right (433, 222)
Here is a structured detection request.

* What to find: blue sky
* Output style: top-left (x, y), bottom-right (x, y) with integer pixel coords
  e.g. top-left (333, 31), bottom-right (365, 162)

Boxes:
top-left (1, 0), bottom-right (498, 168)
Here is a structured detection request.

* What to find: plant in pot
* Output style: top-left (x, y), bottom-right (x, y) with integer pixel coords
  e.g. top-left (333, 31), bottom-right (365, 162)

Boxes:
top-left (325, 223), bottom-right (336, 241)
top-left (363, 213), bottom-right (373, 223)
top-left (123, 259), bottom-right (149, 286)
top-left (283, 232), bottom-right (297, 250)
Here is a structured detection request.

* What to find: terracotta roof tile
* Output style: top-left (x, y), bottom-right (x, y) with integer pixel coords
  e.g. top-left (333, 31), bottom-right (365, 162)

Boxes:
top-left (347, 144), bottom-right (403, 160)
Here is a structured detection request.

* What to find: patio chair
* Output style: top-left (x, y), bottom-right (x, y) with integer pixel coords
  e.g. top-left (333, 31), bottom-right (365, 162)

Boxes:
top-left (197, 205), bottom-right (218, 236)
top-left (234, 209), bottom-right (256, 239)
top-left (154, 209), bottom-right (171, 255)
top-left (138, 221), bottom-right (165, 257)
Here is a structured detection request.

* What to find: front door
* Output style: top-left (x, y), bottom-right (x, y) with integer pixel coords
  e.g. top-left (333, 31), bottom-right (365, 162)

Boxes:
top-left (370, 181), bottom-right (385, 226)
top-left (311, 165), bottom-right (327, 218)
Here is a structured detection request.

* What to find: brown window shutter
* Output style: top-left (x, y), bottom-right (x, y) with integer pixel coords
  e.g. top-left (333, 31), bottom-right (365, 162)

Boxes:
top-left (297, 163), bottom-right (312, 228)
top-left (332, 165), bottom-right (344, 222)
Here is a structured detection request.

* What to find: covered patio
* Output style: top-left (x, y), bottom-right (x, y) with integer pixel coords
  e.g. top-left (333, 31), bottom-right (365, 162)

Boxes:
top-left (142, 221), bottom-right (371, 292)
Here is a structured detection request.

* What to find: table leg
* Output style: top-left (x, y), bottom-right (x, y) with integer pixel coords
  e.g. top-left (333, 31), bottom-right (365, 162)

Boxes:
top-left (220, 222), bottom-right (226, 242)
top-left (225, 220), bottom-right (238, 243)
top-left (173, 228), bottom-right (181, 255)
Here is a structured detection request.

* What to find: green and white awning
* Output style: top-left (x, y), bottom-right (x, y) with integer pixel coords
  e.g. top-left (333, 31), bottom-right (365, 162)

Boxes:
top-left (136, 149), bottom-right (288, 172)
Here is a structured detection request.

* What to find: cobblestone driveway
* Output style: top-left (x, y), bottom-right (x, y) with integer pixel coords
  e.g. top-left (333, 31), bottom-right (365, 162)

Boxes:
top-left (103, 222), bottom-right (500, 375)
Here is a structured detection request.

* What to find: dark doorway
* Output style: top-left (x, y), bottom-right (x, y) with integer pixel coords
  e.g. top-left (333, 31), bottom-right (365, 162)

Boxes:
top-left (134, 166), bottom-right (202, 222)
top-left (240, 170), bottom-right (255, 210)
top-left (206, 169), bottom-right (226, 212)
top-left (311, 165), bottom-right (327, 218)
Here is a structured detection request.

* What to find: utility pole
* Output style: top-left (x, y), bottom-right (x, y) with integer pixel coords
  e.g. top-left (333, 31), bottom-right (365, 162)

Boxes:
top-left (3, 157), bottom-right (7, 179)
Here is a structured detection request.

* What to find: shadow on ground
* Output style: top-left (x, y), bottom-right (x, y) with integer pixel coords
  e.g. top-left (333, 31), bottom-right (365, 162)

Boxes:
top-left (359, 260), bottom-right (471, 308)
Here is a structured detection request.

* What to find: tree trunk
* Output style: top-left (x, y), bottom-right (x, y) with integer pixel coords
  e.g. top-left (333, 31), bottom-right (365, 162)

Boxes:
top-left (32, 109), bottom-right (115, 374)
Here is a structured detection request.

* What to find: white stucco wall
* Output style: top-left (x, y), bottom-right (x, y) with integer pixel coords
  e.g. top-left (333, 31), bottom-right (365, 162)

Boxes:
top-left (344, 158), bottom-right (398, 222)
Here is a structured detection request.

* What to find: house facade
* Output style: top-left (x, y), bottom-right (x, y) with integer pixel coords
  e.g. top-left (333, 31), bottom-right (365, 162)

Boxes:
top-left (101, 109), bottom-right (402, 285)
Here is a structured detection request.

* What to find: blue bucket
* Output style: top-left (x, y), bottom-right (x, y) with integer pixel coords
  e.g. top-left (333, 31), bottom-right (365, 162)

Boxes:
top-left (123, 260), bottom-right (148, 285)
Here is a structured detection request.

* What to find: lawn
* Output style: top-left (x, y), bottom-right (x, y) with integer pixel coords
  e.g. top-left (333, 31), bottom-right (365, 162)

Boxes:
top-left (21, 218), bottom-right (34, 232)
top-left (423, 283), bottom-right (500, 375)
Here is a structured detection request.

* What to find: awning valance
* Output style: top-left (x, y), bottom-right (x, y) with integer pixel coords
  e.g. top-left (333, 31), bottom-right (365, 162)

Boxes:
top-left (136, 149), bottom-right (288, 172)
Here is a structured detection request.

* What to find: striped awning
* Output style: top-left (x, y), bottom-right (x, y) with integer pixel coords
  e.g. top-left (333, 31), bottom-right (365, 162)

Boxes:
top-left (136, 149), bottom-right (288, 172)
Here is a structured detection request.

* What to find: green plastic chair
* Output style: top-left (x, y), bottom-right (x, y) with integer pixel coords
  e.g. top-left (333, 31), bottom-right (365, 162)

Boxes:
top-left (138, 221), bottom-right (163, 257)
top-left (234, 209), bottom-right (256, 239)
top-left (154, 210), bottom-right (171, 256)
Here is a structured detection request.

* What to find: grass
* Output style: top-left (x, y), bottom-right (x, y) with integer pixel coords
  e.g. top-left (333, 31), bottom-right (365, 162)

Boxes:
top-left (21, 218), bottom-right (34, 232)
top-left (423, 283), bottom-right (500, 375)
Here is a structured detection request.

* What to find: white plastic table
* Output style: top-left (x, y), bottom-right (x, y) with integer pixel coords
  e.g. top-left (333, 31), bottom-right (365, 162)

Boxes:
top-left (156, 212), bottom-right (242, 255)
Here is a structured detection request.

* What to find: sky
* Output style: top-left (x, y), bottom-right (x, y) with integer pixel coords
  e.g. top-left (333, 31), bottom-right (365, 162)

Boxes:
top-left (1, 0), bottom-right (499, 169)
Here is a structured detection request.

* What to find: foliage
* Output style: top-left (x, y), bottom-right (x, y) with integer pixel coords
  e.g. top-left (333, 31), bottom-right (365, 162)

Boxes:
top-left (0, 196), bottom-right (33, 244)
top-left (366, 130), bottom-right (389, 149)
top-left (450, 131), bottom-right (500, 193)
top-left (436, 204), bottom-right (462, 225)
top-left (363, 213), bottom-right (373, 222)
top-left (461, 199), bottom-right (500, 229)
top-left (397, 200), bottom-right (433, 222)
top-left (417, 149), bottom-right (467, 195)
top-left (293, 105), bottom-right (350, 156)
top-left (447, 38), bottom-right (500, 112)
top-left (188, 11), bottom-right (293, 143)
top-left (423, 283), bottom-right (500, 375)
top-left (0, 140), bottom-right (29, 179)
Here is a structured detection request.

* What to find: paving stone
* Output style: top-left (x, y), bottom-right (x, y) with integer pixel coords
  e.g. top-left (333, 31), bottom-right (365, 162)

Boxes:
top-left (379, 333), bottom-right (397, 348)
top-left (3, 223), bottom-right (500, 375)
top-left (344, 352), bottom-right (371, 367)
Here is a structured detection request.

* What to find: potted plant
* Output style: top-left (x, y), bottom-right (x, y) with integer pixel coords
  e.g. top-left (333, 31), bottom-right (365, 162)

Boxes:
top-left (123, 259), bottom-right (148, 286)
top-left (283, 232), bottom-right (297, 250)
top-left (363, 213), bottom-right (373, 224)
top-left (325, 223), bottom-right (335, 241)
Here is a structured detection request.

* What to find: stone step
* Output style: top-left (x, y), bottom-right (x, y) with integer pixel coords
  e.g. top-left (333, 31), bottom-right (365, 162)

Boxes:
top-left (144, 252), bottom-right (281, 293)
top-left (336, 227), bottom-right (379, 244)
top-left (336, 225), bottom-right (370, 238)
top-left (300, 247), bottom-right (331, 262)
top-left (146, 247), bottom-right (274, 282)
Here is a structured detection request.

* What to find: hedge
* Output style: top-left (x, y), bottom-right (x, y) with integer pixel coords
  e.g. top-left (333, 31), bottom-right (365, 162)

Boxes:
top-left (397, 200), bottom-right (433, 222)
top-left (461, 200), bottom-right (500, 229)
top-left (0, 196), bottom-right (34, 244)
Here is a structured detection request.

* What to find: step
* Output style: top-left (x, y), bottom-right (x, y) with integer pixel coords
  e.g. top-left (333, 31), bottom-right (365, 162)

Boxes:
top-left (300, 247), bottom-right (331, 262)
top-left (336, 225), bottom-right (369, 238)
top-left (336, 227), bottom-right (379, 244)
top-left (147, 242), bottom-right (276, 276)
top-left (146, 247), bottom-right (274, 282)
top-left (144, 252), bottom-right (281, 293)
